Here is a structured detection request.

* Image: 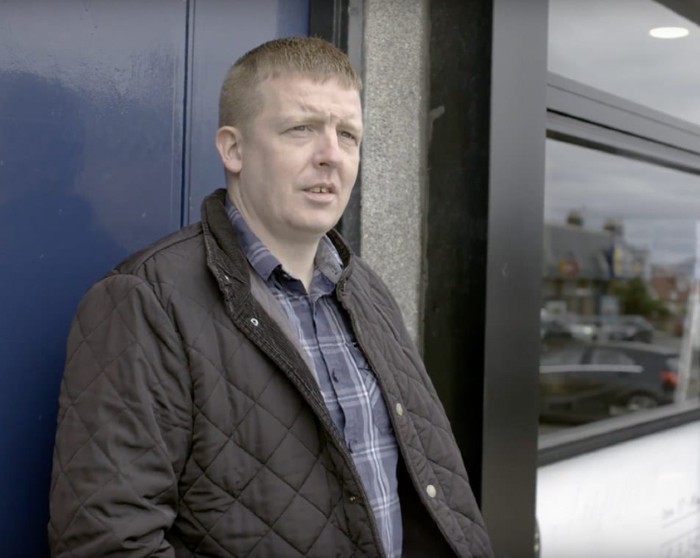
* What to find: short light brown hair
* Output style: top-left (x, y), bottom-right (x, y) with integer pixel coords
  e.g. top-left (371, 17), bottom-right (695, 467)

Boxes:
top-left (218, 36), bottom-right (362, 129)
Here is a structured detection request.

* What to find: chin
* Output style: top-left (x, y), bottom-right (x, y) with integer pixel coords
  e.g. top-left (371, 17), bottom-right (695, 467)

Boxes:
top-left (296, 216), bottom-right (342, 236)
top-left (292, 224), bottom-right (335, 241)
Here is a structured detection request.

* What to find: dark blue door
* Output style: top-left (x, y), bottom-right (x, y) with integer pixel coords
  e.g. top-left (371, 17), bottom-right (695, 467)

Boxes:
top-left (0, 1), bottom-right (307, 555)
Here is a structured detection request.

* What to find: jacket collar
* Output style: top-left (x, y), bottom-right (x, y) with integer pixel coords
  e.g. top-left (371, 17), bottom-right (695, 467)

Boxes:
top-left (201, 189), bottom-right (249, 285)
top-left (201, 188), bottom-right (356, 287)
top-left (199, 189), bottom-right (345, 432)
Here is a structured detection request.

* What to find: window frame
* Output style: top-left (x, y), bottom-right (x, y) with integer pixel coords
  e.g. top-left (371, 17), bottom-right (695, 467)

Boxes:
top-left (547, 73), bottom-right (700, 175)
top-left (541, 68), bottom-right (700, 463)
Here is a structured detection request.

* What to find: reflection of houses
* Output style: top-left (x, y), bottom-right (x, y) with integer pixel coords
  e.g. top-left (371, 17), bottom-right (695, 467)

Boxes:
top-left (542, 219), bottom-right (649, 315)
top-left (651, 264), bottom-right (691, 312)
top-left (650, 261), bottom-right (694, 333)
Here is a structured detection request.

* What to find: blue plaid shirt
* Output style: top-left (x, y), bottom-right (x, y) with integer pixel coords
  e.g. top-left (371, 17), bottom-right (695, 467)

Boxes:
top-left (226, 199), bottom-right (401, 557)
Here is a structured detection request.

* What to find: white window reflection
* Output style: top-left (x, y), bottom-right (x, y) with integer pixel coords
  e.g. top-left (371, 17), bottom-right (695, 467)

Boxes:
top-left (540, 140), bottom-right (700, 427)
top-left (548, 0), bottom-right (700, 125)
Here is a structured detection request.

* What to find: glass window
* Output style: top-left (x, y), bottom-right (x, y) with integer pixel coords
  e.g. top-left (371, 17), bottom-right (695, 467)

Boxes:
top-left (540, 139), bottom-right (700, 427)
top-left (540, 346), bottom-right (586, 366)
top-left (589, 348), bottom-right (636, 366)
top-left (548, 0), bottom-right (700, 125)
top-left (539, 4), bottom-right (700, 555)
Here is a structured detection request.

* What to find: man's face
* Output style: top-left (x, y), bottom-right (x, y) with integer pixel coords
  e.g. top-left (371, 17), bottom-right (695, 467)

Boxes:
top-left (222, 74), bottom-right (363, 247)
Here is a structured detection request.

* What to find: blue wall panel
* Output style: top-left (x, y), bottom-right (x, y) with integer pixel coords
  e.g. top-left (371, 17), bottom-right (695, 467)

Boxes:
top-left (0, 1), bottom-right (309, 555)
top-left (0, 2), bottom-right (186, 555)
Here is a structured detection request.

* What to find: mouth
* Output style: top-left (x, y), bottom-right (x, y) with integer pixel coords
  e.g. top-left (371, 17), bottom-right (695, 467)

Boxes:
top-left (304, 183), bottom-right (336, 194)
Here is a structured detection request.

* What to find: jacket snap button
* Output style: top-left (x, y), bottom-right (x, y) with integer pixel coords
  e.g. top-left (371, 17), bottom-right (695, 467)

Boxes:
top-left (348, 495), bottom-right (358, 503)
top-left (395, 403), bottom-right (404, 416)
top-left (250, 318), bottom-right (259, 327)
top-left (426, 484), bottom-right (437, 498)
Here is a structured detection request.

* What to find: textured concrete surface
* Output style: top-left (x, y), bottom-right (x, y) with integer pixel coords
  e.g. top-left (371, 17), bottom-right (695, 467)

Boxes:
top-left (361, 0), bottom-right (429, 345)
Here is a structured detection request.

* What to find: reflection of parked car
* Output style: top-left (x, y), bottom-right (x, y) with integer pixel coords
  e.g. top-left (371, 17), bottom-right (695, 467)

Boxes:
top-left (540, 315), bottom-right (574, 342)
top-left (566, 316), bottom-right (599, 342)
top-left (539, 342), bottom-right (678, 424)
top-left (600, 315), bottom-right (654, 343)
top-left (540, 311), bottom-right (599, 345)
top-left (565, 314), bottom-right (655, 343)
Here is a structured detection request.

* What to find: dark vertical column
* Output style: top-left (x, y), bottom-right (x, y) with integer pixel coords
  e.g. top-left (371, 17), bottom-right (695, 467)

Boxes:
top-left (309, 0), bottom-right (349, 46)
top-left (482, 0), bottom-right (547, 554)
top-left (425, 0), bottom-right (548, 555)
top-left (425, 0), bottom-right (493, 498)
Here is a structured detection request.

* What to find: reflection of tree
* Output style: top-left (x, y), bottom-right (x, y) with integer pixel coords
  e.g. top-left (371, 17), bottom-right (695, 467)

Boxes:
top-left (611, 277), bottom-right (670, 319)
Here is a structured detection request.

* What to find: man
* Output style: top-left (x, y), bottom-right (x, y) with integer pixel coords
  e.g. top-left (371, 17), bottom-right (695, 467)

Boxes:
top-left (49, 37), bottom-right (493, 558)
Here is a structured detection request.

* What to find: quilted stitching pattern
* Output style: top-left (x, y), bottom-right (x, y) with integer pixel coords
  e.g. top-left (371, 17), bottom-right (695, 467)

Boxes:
top-left (50, 276), bottom-right (189, 557)
top-left (48, 234), bottom-right (368, 557)
top-left (49, 191), bottom-right (492, 557)
top-left (341, 261), bottom-right (492, 556)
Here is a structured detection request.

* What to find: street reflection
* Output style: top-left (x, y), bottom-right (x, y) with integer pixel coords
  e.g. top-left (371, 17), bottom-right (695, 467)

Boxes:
top-left (540, 140), bottom-right (700, 430)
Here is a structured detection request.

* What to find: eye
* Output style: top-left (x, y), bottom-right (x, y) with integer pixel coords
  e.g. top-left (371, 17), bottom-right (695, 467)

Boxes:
top-left (290, 125), bottom-right (311, 133)
top-left (339, 130), bottom-right (359, 144)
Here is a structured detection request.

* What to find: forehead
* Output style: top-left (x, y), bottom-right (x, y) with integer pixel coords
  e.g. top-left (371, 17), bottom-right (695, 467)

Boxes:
top-left (256, 74), bottom-right (362, 122)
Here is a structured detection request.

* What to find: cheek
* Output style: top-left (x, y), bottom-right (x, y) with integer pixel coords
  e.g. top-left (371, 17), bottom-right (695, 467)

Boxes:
top-left (343, 160), bottom-right (360, 185)
top-left (270, 150), bottom-right (307, 178)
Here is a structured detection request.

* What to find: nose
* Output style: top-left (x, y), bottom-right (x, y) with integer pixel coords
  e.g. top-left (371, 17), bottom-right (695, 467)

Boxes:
top-left (313, 130), bottom-right (343, 169)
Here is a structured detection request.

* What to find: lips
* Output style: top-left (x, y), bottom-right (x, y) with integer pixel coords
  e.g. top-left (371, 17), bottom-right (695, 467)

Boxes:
top-left (303, 183), bottom-right (336, 194)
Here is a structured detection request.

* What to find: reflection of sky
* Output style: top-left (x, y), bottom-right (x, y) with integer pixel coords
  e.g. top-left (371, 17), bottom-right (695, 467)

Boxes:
top-left (549, 0), bottom-right (700, 125)
top-left (545, 140), bottom-right (700, 266)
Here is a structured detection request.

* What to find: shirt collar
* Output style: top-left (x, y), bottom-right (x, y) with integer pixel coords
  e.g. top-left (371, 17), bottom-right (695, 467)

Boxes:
top-left (224, 194), bottom-right (343, 285)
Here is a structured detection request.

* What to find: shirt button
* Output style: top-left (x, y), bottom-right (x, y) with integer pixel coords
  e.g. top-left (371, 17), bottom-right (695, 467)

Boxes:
top-left (395, 403), bottom-right (404, 416)
top-left (426, 484), bottom-right (437, 498)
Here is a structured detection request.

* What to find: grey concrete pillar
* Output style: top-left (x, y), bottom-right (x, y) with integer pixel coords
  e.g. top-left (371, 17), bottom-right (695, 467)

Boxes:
top-left (361, 0), bottom-right (429, 345)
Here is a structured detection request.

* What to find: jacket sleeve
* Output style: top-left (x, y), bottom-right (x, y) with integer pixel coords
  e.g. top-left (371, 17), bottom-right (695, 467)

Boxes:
top-left (49, 273), bottom-right (192, 557)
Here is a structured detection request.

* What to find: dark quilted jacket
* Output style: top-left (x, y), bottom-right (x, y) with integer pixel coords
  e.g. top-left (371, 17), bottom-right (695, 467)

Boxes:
top-left (49, 189), bottom-right (493, 558)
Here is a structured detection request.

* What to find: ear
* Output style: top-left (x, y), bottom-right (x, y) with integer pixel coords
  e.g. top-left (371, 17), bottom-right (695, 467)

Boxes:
top-left (215, 126), bottom-right (243, 174)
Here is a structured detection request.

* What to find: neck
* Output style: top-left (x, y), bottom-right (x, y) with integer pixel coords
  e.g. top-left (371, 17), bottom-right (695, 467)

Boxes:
top-left (263, 236), bottom-right (319, 290)
top-left (226, 187), bottom-right (321, 290)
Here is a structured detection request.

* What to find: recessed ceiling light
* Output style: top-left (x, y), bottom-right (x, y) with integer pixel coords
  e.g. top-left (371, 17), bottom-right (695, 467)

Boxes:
top-left (649, 27), bottom-right (689, 39)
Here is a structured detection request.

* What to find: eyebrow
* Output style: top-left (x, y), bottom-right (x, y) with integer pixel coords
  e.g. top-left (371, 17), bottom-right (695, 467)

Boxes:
top-left (280, 110), bottom-right (363, 134)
